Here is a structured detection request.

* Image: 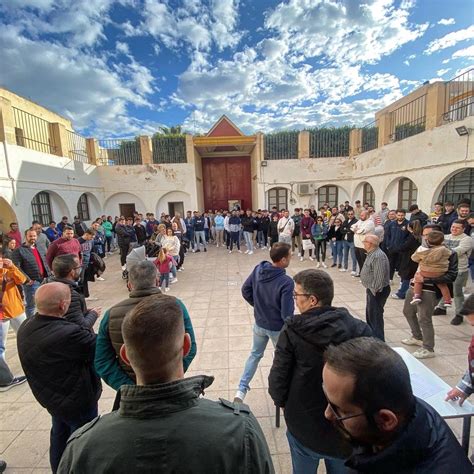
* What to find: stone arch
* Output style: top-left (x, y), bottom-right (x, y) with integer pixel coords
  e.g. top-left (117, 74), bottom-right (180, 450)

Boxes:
top-left (30, 190), bottom-right (71, 226)
top-left (0, 196), bottom-right (18, 235)
top-left (314, 183), bottom-right (350, 208)
top-left (266, 186), bottom-right (290, 210)
top-left (352, 181), bottom-right (376, 206)
top-left (382, 176), bottom-right (419, 210)
top-left (76, 192), bottom-right (102, 223)
top-left (431, 167), bottom-right (474, 207)
top-left (103, 192), bottom-right (146, 217)
top-left (156, 191), bottom-right (192, 217)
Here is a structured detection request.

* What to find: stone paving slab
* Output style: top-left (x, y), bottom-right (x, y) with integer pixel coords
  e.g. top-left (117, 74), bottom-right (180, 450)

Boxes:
top-left (1, 246), bottom-right (473, 472)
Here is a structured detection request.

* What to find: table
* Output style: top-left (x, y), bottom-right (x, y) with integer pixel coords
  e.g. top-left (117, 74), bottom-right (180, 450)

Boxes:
top-left (394, 347), bottom-right (474, 454)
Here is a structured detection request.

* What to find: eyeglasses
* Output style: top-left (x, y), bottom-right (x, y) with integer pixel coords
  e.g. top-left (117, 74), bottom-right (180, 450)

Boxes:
top-left (292, 292), bottom-right (313, 299)
top-left (322, 385), bottom-right (365, 422)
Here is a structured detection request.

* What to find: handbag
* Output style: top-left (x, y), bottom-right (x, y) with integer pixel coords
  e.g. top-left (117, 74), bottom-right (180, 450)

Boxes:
top-left (302, 239), bottom-right (315, 251)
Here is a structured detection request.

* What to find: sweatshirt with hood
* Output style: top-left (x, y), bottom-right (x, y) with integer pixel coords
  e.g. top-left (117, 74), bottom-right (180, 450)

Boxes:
top-left (269, 306), bottom-right (372, 458)
top-left (241, 261), bottom-right (294, 332)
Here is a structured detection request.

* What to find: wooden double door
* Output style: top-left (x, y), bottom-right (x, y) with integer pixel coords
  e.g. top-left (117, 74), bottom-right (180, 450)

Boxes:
top-left (202, 156), bottom-right (252, 211)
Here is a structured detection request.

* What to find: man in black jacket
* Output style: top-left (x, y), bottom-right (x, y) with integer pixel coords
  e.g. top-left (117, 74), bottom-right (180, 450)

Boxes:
top-left (408, 204), bottom-right (428, 227)
top-left (47, 254), bottom-right (100, 328)
top-left (322, 337), bottom-right (471, 473)
top-left (17, 282), bottom-right (102, 473)
top-left (268, 269), bottom-right (372, 473)
top-left (12, 228), bottom-right (49, 318)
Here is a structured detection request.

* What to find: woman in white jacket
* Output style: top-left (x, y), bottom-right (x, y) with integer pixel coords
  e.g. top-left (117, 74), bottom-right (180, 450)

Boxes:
top-left (162, 228), bottom-right (181, 283)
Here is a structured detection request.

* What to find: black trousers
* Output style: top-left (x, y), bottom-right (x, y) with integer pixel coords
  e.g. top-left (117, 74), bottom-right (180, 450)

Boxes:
top-left (365, 285), bottom-right (391, 341)
top-left (119, 244), bottom-right (129, 266)
top-left (387, 250), bottom-right (401, 280)
top-left (355, 247), bottom-right (367, 271)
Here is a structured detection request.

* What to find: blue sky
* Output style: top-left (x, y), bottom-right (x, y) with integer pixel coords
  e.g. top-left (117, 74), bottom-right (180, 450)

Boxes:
top-left (0, 0), bottom-right (473, 138)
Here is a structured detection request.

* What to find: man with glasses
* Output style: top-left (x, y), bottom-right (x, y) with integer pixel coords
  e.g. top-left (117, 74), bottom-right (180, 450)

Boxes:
top-left (322, 337), bottom-right (470, 473)
top-left (269, 269), bottom-right (371, 473)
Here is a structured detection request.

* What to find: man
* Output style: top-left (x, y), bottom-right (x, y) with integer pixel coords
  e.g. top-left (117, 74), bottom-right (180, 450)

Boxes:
top-left (46, 225), bottom-right (81, 269)
top-left (145, 212), bottom-right (159, 238)
top-left (380, 201), bottom-right (389, 223)
top-left (48, 254), bottom-right (100, 328)
top-left (408, 204), bottom-right (428, 227)
top-left (133, 217), bottom-right (147, 246)
top-left (94, 260), bottom-right (196, 408)
top-left (438, 200), bottom-right (457, 234)
top-left (6, 222), bottom-right (22, 248)
top-left (360, 234), bottom-right (391, 341)
top-left (402, 224), bottom-right (458, 359)
top-left (12, 228), bottom-right (49, 318)
top-left (72, 216), bottom-right (87, 238)
top-left (381, 210), bottom-right (396, 252)
top-left (277, 210), bottom-right (294, 245)
top-left (17, 282), bottom-right (101, 473)
top-left (31, 220), bottom-right (50, 254)
top-left (354, 200), bottom-right (363, 219)
top-left (269, 269), bottom-right (372, 473)
top-left (351, 210), bottom-right (375, 273)
top-left (455, 202), bottom-right (471, 235)
top-left (45, 221), bottom-right (61, 242)
top-left (291, 208), bottom-right (302, 258)
top-left (241, 209), bottom-right (255, 254)
top-left (442, 220), bottom-right (473, 325)
top-left (234, 243), bottom-right (294, 403)
top-left (115, 217), bottom-right (134, 270)
top-left (384, 209), bottom-right (409, 280)
top-left (322, 337), bottom-right (471, 473)
top-left (59, 295), bottom-right (274, 473)
top-left (193, 211), bottom-right (207, 252)
top-left (56, 216), bottom-right (69, 233)
top-left (430, 201), bottom-right (444, 224)
top-left (184, 210), bottom-right (195, 251)
top-left (340, 209), bottom-right (358, 274)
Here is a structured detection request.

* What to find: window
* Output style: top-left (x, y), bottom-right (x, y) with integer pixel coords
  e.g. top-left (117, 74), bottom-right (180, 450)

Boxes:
top-left (398, 178), bottom-right (418, 210)
top-left (77, 193), bottom-right (90, 221)
top-left (363, 183), bottom-right (375, 207)
top-left (267, 187), bottom-right (288, 210)
top-left (438, 168), bottom-right (474, 206)
top-left (318, 186), bottom-right (338, 208)
top-left (31, 192), bottom-right (52, 226)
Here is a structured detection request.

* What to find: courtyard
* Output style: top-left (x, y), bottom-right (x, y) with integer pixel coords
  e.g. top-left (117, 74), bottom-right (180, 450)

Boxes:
top-left (1, 246), bottom-right (473, 473)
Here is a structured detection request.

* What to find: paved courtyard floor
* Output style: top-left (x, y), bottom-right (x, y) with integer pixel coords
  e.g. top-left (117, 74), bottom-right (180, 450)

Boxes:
top-left (1, 246), bottom-right (473, 473)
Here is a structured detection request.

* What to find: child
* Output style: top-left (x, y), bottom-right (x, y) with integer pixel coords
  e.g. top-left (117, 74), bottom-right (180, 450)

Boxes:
top-left (410, 230), bottom-right (452, 306)
top-left (155, 248), bottom-right (173, 292)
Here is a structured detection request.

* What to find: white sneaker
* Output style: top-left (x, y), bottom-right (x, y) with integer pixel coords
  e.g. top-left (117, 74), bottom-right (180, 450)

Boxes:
top-left (339, 268), bottom-right (347, 272)
top-left (300, 257), bottom-right (304, 262)
top-left (413, 348), bottom-right (435, 359)
top-left (234, 390), bottom-right (247, 403)
top-left (316, 262), bottom-right (321, 268)
top-left (121, 265), bottom-right (126, 271)
top-left (216, 244), bottom-right (219, 248)
top-left (322, 262), bottom-right (328, 269)
top-left (248, 251), bottom-right (254, 255)
top-left (228, 250), bottom-right (232, 254)
top-left (171, 278), bottom-right (178, 284)
top-left (261, 246), bottom-right (267, 250)
top-left (350, 271), bottom-right (357, 276)
top-left (96, 276), bottom-right (105, 281)
top-left (401, 337), bottom-right (423, 347)
top-left (165, 287), bottom-right (170, 292)
top-left (244, 250), bottom-right (249, 254)
top-left (85, 297), bottom-right (99, 301)
top-left (309, 257), bottom-right (314, 261)
top-left (238, 250), bottom-right (242, 253)
top-left (192, 249), bottom-right (196, 253)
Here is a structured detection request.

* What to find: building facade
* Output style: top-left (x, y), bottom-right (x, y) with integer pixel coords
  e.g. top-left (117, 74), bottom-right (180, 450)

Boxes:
top-left (0, 72), bottom-right (473, 233)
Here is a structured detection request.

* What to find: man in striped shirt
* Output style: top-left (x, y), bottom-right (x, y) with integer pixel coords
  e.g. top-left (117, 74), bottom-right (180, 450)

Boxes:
top-left (360, 234), bottom-right (390, 341)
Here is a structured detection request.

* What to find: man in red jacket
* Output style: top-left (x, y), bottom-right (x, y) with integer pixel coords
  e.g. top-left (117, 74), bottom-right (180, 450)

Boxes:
top-left (46, 226), bottom-right (81, 269)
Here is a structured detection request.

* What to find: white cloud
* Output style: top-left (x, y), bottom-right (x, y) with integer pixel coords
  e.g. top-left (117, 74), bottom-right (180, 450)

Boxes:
top-left (116, 41), bottom-right (130, 55)
top-left (438, 18), bottom-right (455, 26)
top-left (452, 44), bottom-right (474, 59)
top-left (436, 68), bottom-right (451, 76)
top-left (425, 25), bottom-right (474, 54)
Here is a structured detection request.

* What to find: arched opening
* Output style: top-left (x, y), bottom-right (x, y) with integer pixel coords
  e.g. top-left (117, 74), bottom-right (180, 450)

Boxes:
top-left (267, 187), bottom-right (288, 211)
top-left (398, 178), bottom-right (418, 210)
top-left (156, 191), bottom-right (192, 218)
top-left (317, 185), bottom-right (338, 208)
top-left (77, 193), bottom-right (91, 221)
top-left (0, 197), bottom-right (18, 235)
top-left (362, 182), bottom-right (375, 207)
top-left (31, 191), bottom-right (70, 226)
top-left (438, 168), bottom-right (474, 206)
top-left (103, 192), bottom-right (146, 219)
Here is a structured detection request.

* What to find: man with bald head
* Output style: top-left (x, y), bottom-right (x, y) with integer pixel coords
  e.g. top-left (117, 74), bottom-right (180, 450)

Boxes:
top-left (360, 234), bottom-right (391, 340)
top-left (17, 282), bottom-right (101, 474)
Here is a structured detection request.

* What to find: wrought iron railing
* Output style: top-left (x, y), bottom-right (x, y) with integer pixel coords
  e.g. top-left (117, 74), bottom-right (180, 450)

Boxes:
top-left (97, 138), bottom-right (141, 166)
top-left (360, 120), bottom-right (379, 153)
top-left (443, 68), bottom-right (474, 122)
top-left (390, 94), bottom-right (426, 142)
top-left (66, 130), bottom-right (89, 162)
top-left (152, 135), bottom-right (187, 163)
top-left (12, 107), bottom-right (57, 154)
top-left (264, 131), bottom-right (298, 160)
top-left (308, 127), bottom-right (351, 157)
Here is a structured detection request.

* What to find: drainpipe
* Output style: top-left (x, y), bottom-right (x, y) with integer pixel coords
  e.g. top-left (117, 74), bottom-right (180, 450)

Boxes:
top-left (2, 141), bottom-right (17, 205)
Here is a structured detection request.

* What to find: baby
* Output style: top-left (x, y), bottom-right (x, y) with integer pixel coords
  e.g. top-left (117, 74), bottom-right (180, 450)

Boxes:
top-left (410, 230), bottom-right (452, 306)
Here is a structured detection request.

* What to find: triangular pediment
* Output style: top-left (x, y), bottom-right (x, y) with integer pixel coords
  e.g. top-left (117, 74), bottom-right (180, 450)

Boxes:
top-left (207, 115), bottom-right (245, 137)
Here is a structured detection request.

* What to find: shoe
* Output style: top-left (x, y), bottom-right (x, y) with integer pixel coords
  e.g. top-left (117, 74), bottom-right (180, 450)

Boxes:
top-left (192, 249), bottom-right (196, 253)
top-left (178, 268), bottom-right (183, 272)
top-left (121, 265), bottom-right (126, 271)
top-left (248, 251), bottom-right (254, 255)
top-left (316, 262), bottom-right (321, 268)
top-left (410, 298), bottom-right (422, 305)
top-left (204, 248), bottom-right (207, 252)
top-left (413, 348), bottom-right (435, 359)
top-left (443, 301), bottom-right (452, 308)
top-left (450, 315), bottom-right (463, 326)
top-left (390, 280), bottom-right (393, 284)
top-left (331, 263), bottom-right (337, 268)
top-left (433, 307), bottom-right (447, 316)
top-left (196, 249), bottom-right (201, 253)
top-left (244, 250), bottom-right (249, 254)
top-left (234, 389), bottom-right (247, 403)
top-left (0, 460), bottom-right (6, 473)
top-left (309, 257), bottom-right (314, 261)
top-left (171, 278), bottom-right (178, 284)
top-left (238, 250), bottom-right (242, 253)
top-left (338, 264), bottom-right (342, 269)
top-left (401, 337), bottom-right (423, 347)
top-left (322, 262), bottom-right (328, 269)
top-left (300, 257), bottom-right (304, 262)
top-left (350, 271), bottom-right (357, 276)
top-left (0, 375), bottom-right (27, 392)
top-left (96, 276), bottom-right (105, 281)
top-left (228, 250), bottom-right (232, 254)
top-left (86, 297), bottom-right (99, 301)
top-left (339, 268), bottom-right (347, 272)
top-left (165, 287), bottom-right (170, 292)
top-left (216, 244), bottom-right (219, 248)
top-left (391, 294), bottom-right (403, 300)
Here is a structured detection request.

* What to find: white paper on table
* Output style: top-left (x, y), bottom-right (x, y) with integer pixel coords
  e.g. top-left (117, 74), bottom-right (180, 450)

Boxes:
top-left (410, 372), bottom-right (445, 399)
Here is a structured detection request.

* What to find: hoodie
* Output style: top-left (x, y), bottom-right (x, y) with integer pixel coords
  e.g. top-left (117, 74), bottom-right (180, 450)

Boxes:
top-left (269, 306), bottom-right (372, 457)
top-left (241, 261), bottom-right (294, 331)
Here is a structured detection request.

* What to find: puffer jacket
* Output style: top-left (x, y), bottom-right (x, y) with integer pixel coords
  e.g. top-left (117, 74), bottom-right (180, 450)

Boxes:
top-left (17, 314), bottom-right (102, 419)
top-left (12, 244), bottom-right (49, 282)
top-left (269, 306), bottom-right (372, 458)
top-left (0, 264), bottom-right (26, 319)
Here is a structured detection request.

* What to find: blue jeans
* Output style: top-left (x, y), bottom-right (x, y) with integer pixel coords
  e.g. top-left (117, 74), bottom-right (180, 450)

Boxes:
top-left (238, 324), bottom-right (280, 393)
top-left (244, 231), bottom-right (254, 252)
top-left (159, 272), bottom-right (170, 289)
top-left (186, 230), bottom-right (195, 249)
top-left (286, 430), bottom-right (347, 474)
top-left (333, 241), bottom-right (343, 265)
top-left (396, 279), bottom-right (410, 299)
top-left (23, 281), bottom-right (41, 318)
top-left (257, 230), bottom-right (266, 247)
top-left (50, 404), bottom-right (98, 473)
top-left (195, 231), bottom-right (206, 250)
top-left (343, 240), bottom-right (357, 272)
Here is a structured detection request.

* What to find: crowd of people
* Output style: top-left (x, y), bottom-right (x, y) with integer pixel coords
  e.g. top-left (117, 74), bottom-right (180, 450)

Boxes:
top-left (0, 196), bottom-right (473, 473)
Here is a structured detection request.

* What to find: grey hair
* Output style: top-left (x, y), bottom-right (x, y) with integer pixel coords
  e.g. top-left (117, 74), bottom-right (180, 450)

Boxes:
top-left (129, 260), bottom-right (158, 290)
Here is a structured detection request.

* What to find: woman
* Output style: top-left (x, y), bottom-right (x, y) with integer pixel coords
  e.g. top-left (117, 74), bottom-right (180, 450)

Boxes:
top-left (162, 228), bottom-right (180, 283)
top-left (311, 216), bottom-right (328, 269)
top-left (393, 220), bottom-right (422, 299)
top-left (151, 224), bottom-right (167, 247)
top-left (327, 218), bottom-right (344, 268)
top-left (2, 238), bottom-right (16, 259)
top-left (171, 222), bottom-right (186, 271)
top-left (300, 209), bottom-right (315, 262)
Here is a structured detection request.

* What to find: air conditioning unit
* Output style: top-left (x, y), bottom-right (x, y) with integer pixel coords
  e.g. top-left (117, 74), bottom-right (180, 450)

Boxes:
top-left (297, 182), bottom-right (316, 195)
